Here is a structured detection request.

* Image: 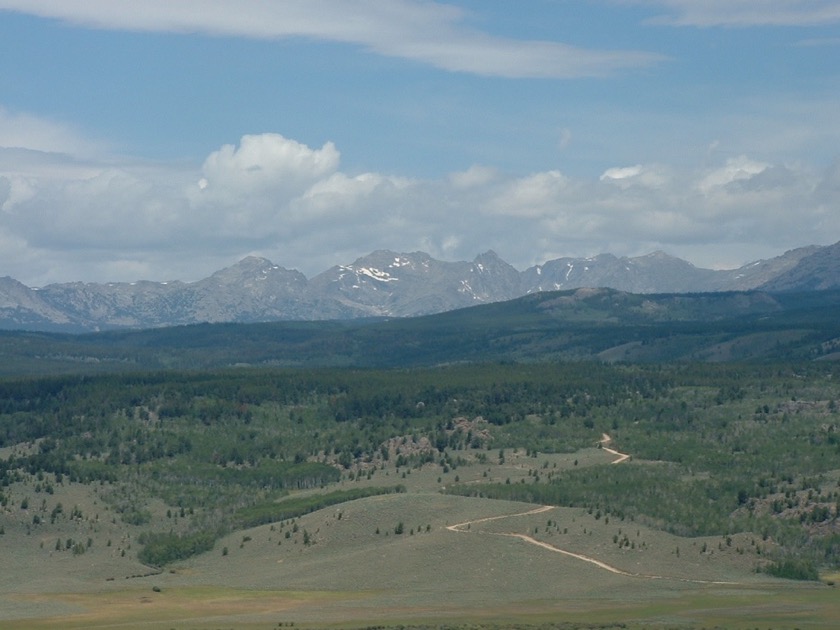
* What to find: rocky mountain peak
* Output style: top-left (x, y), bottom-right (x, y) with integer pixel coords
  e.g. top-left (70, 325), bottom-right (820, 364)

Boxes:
top-left (759, 241), bottom-right (840, 291)
top-left (474, 249), bottom-right (501, 262)
top-left (2, 241), bottom-right (839, 331)
top-left (203, 256), bottom-right (306, 290)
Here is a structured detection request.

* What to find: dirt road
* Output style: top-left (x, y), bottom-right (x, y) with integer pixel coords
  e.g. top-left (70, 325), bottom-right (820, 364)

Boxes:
top-left (600, 433), bottom-right (630, 464)
top-left (448, 505), bottom-right (737, 585)
top-left (446, 438), bottom-right (738, 585)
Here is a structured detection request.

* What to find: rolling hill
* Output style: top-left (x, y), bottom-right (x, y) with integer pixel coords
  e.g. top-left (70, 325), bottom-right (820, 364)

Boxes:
top-left (2, 286), bottom-right (840, 376)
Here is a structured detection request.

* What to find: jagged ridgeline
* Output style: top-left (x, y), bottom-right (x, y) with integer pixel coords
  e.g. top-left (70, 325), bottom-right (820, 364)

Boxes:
top-left (2, 241), bottom-right (840, 332)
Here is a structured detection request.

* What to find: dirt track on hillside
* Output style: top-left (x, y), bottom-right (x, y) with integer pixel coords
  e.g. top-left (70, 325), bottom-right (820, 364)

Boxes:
top-left (600, 433), bottom-right (630, 463)
top-left (446, 437), bottom-right (738, 585)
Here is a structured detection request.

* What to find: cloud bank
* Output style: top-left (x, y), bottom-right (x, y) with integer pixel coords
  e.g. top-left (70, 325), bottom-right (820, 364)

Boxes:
top-left (0, 0), bottom-right (662, 78)
top-left (1, 126), bottom-right (838, 286)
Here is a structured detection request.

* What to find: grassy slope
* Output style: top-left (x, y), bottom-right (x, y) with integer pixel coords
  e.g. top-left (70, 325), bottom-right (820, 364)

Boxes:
top-left (2, 446), bottom-right (838, 629)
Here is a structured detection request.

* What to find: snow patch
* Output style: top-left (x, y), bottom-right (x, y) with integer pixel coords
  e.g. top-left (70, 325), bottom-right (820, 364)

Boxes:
top-left (391, 257), bottom-right (411, 268)
top-left (357, 267), bottom-right (398, 282)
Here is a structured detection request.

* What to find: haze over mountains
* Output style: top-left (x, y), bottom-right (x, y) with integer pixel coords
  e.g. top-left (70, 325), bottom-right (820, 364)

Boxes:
top-left (1, 242), bottom-right (839, 332)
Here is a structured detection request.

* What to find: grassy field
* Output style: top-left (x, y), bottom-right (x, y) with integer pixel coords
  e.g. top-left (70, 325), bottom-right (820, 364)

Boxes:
top-left (2, 445), bottom-right (838, 629)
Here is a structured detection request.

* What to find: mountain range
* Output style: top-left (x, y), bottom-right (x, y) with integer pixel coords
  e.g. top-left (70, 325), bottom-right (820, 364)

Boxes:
top-left (2, 241), bottom-right (839, 332)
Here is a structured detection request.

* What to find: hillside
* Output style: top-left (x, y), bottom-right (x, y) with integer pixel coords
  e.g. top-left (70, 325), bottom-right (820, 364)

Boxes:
top-left (1, 362), bottom-right (839, 628)
top-left (1, 287), bottom-right (839, 377)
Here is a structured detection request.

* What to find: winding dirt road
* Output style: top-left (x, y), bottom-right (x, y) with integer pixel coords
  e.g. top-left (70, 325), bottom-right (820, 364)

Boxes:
top-left (599, 433), bottom-right (630, 464)
top-left (447, 505), bottom-right (737, 585)
top-left (446, 437), bottom-right (737, 585)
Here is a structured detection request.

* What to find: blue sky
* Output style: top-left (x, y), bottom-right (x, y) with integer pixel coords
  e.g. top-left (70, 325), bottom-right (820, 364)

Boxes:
top-left (0, 1), bottom-right (838, 285)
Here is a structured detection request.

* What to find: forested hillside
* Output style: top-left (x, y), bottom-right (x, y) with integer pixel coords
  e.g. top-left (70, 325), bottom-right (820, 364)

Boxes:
top-left (2, 287), bottom-right (840, 376)
top-left (1, 362), bottom-right (838, 579)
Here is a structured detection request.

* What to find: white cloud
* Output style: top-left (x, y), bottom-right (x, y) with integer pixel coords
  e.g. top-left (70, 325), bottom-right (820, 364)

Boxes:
top-left (3, 166), bottom-right (193, 250)
top-left (627, 1), bottom-right (840, 27)
top-left (601, 165), bottom-right (643, 181)
top-left (600, 164), bottom-right (671, 190)
top-left (298, 172), bottom-right (411, 211)
top-left (1, 128), bottom-right (838, 285)
top-left (198, 133), bottom-right (339, 198)
top-left (696, 156), bottom-right (769, 192)
top-left (0, 0), bottom-right (663, 78)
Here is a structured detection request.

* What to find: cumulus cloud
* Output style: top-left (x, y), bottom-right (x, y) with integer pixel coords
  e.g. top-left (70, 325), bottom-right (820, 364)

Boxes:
top-left (626, 0), bottom-right (840, 27)
top-left (696, 156), bottom-right (769, 192)
top-left (0, 0), bottom-right (662, 78)
top-left (297, 172), bottom-right (411, 213)
top-left (193, 134), bottom-right (342, 233)
top-left (1, 128), bottom-right (838, 286)
top-left (199, 133), bottom-right (339, 194)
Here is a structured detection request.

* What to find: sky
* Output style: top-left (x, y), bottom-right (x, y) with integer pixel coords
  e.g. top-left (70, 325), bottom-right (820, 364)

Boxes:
top-left (0, 1), bottom-right (839, 286)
